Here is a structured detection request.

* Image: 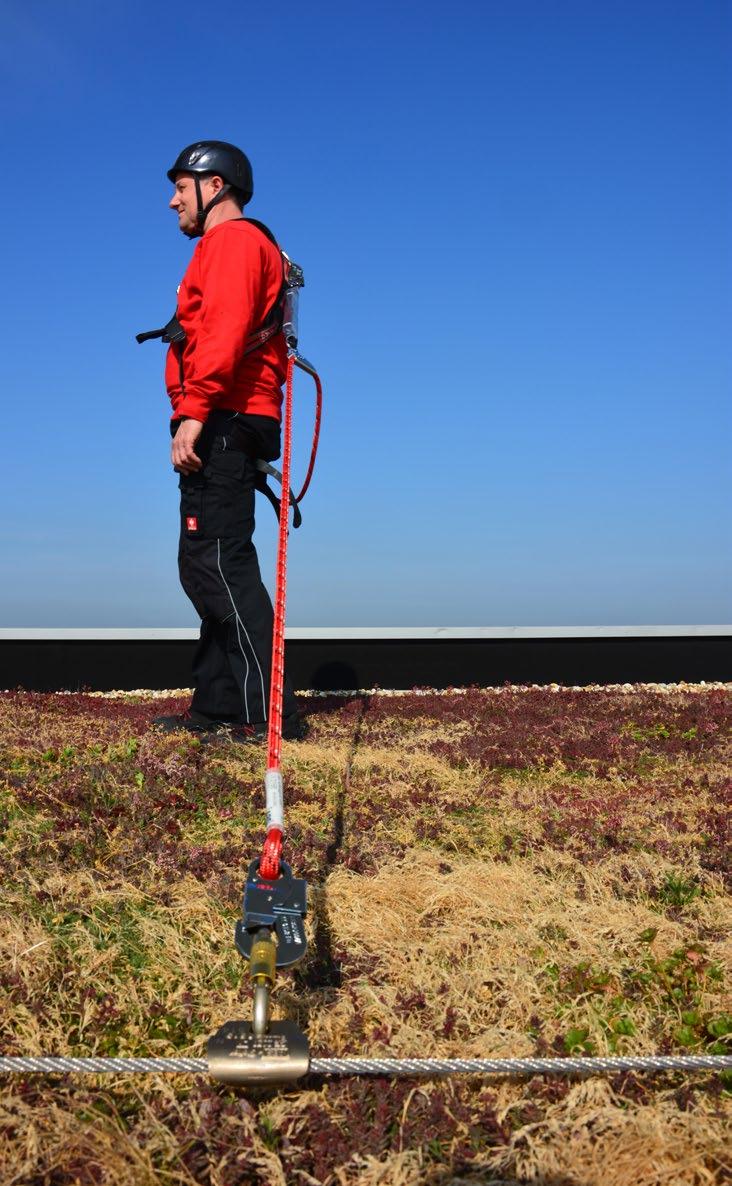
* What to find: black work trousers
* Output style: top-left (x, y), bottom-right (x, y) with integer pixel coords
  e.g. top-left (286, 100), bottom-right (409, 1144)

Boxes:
top-left (176, 409), bottom-right (298, 725)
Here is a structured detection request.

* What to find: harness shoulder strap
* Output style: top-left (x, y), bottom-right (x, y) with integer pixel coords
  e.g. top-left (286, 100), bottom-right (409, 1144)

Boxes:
top-left (241, 217), bottom-right (279, 247)
top-left (236, 219), bottom-right (288, 357)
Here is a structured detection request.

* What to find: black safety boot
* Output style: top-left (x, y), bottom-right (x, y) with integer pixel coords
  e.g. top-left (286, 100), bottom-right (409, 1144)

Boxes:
top-left (276, 711), bottom-right (306, 740)
top-left (151, 709), bottom-right (243, 736)
top-left (226, 712), bottom-right (309, 744)
top-left (281, 712), bottom-right (309, 741)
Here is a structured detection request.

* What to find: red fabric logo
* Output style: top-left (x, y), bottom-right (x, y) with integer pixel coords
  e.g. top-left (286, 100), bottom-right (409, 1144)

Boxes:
top-left (186, 516), bottom-right (198, 532)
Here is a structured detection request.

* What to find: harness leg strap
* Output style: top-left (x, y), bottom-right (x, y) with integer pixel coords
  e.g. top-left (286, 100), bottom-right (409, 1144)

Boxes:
top-left (254, 461), bottom-right (302, 529)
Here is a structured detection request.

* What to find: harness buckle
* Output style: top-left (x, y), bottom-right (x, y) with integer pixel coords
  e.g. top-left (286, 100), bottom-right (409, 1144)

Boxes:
top-left (135, 312), bottom-right (186, 346)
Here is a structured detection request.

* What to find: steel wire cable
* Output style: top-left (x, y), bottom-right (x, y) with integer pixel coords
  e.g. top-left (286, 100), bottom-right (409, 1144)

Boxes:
top-left (309, 1055), bottom-right (732, 1076)
top-left (0, 1057), bottom-right (207, 1073)
top-left (1, 1054), bottom-right (729, 1076)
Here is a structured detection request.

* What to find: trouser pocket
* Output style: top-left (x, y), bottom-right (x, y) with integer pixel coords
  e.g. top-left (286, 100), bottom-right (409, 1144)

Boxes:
top-left (178, 449), bottom-right (254, 540)
top-left (200, 449), bottom-right (254, 539)
top-left (179, 472), bottom-right (205, 538)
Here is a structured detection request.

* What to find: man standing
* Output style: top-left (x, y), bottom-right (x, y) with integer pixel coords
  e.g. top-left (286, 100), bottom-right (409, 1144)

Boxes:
top-left (150, 141), bottom-right (304, 740)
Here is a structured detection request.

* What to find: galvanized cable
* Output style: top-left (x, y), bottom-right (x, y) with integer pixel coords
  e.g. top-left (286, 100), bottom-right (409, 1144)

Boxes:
top-left (1, 1054), bottom-right (729, 1077)
top-left (309, 1055), bottom-right (732, 1076)
top-left (0, 1056), bottom-right (206, 1074)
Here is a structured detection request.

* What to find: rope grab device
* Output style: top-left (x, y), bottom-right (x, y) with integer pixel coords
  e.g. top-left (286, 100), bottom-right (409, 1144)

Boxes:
top-left (207, 253), bottom-right (323, 1085)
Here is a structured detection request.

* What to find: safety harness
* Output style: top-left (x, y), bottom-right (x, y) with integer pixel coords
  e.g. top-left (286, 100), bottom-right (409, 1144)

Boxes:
top-left (136, 218), bottom-right (318, 527)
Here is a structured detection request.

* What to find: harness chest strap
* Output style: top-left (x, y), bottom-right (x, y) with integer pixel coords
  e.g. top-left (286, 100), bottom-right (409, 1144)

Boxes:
top-left (134, 309), bottom-right (282, 356)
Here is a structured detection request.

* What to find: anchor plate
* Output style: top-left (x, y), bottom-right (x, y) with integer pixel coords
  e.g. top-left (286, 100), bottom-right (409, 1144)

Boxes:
top-left (207, 1019), bottom-right (310, 1085)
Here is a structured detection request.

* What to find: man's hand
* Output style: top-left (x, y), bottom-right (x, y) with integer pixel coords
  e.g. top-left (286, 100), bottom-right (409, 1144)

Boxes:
top-left (172, 418), bottom-right (205, 473)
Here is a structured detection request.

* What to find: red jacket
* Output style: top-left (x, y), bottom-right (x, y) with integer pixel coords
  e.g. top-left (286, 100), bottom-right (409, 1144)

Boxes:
top-left (166, 219), bottom-right (287, 423)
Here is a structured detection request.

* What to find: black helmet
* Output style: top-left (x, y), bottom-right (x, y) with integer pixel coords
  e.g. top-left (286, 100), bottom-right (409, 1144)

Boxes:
top-left (167, 141), bottom-right (253, 200)
top-left (167, 140), bottom-right (253, 236)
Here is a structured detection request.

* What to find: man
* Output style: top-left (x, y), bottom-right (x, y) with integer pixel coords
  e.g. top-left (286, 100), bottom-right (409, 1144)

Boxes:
top-left (150, 141), bottom-right (304, 741)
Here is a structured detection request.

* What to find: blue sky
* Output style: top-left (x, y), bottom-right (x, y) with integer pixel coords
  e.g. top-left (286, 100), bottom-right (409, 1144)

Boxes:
top-left (1, 0), bottom-right (730, 626)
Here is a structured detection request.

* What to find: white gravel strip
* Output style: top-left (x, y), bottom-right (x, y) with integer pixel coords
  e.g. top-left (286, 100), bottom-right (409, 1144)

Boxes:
top-left (58, 682), bottom-right (732, 699)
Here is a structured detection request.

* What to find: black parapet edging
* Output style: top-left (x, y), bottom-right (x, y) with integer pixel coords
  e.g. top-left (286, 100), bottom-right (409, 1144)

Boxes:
top-left (1, 635), bottom-right (729, 693)
top-left (294, 636), bottom-right (731, 690)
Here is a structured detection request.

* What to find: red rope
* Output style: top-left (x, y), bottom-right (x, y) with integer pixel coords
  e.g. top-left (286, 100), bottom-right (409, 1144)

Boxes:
top-left (294, 363), bottom-right (322, 504)
top-left (259, 356), bottom-right (294, 879)
top-left (266, 353), bottom-right (294, 775)
top-left (259, 354), bottom-right (323, 881)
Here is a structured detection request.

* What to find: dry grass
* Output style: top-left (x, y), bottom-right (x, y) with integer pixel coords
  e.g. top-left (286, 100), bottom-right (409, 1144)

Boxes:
top-left (0, 685), bottom-right (730, 1185)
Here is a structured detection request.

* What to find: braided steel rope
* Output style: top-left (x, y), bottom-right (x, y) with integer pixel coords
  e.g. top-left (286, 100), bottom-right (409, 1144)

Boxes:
top-left (309, 1055), bottom-right (732, 1076)
top-left (0, 1057), bottom-right (207, 1074)
top-left (1, 1054), bottom-right (729, 1076)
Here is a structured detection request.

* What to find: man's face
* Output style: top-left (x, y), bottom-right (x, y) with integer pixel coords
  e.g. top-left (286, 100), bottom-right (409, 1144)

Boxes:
top-left (169, 172), bottom-right (219, 235)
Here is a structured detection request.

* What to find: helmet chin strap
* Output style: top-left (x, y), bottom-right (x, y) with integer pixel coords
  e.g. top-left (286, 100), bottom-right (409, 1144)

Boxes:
top-left (186, 177), bottom-right (234, 238)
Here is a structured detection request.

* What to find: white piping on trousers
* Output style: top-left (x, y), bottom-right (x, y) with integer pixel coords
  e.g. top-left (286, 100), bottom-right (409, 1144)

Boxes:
top-left (239, 620), bottom-right (267, 724)
top-left (216, 538), bottom-right (250, 722)
top-left (216, 538), bottom-right (267, 723)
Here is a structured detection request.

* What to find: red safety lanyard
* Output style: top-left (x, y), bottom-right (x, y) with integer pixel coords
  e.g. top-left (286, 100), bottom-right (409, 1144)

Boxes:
top-left (259, 353), bottom-right (322, 879)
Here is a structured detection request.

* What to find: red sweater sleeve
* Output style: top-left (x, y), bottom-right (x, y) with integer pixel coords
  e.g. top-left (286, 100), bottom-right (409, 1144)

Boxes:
top-left (174, 224), bottom-right (272, 421)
